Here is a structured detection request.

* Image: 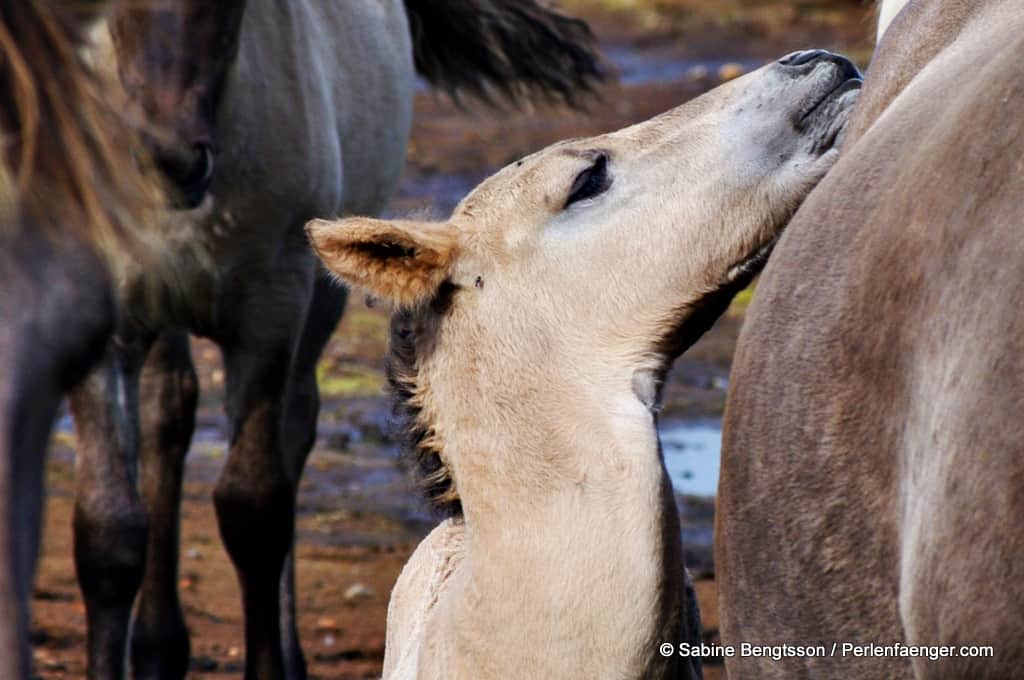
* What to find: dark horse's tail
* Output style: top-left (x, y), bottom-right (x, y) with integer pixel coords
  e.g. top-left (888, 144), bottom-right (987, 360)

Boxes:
top-left (402, 0), bottom-right (605, 107)
top-left (0, 0), bottom-right (157, 265)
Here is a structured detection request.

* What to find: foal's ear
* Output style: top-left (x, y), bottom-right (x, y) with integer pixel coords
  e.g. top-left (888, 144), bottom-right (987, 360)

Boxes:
top-left (306, 217), bottom-right (459, 308)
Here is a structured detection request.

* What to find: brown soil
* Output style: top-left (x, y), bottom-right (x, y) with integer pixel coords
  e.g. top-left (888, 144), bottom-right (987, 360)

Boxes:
top-left (31, 2), bottom-right (873, 678)
top-left (33, 463), bottom-right (724, 678)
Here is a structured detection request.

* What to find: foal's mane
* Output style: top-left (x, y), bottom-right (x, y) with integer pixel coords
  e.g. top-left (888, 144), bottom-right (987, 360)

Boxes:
top-left (0, 0), bottom-right (155, 265)
top-left (387, 288), bottom-right (462, 518)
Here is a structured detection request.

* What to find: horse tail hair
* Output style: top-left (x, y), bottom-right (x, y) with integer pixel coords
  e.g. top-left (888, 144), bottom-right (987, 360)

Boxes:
top-left (402, 0), bottom-right (605, 108)
top-left (0, 1), bottom-right (163, 278)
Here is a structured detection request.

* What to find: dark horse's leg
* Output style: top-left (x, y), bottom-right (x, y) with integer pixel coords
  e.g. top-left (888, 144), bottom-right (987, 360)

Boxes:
top-left (0, 330), bottom-right (50, 680)
top-left (279, 274), bottom-right (347, 680)
top-left (0, 239), bottom-right (115, 679)
top-left (130, 330), bottom-right (198, 680)
top-left (70, 336), bottom-right (152, 680)
top-left (0, 337), bottom-right (55, 680)
top-left (213, 258), bottom-right (315, 680)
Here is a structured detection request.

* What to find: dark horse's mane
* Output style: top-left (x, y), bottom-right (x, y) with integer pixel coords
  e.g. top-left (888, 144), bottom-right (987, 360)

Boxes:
top-left (387, 285), bottom-right (462, 518)
top-left (0, 0), bottom-right (153, 261)
top-left (403, 0), bottom-right (605, 108)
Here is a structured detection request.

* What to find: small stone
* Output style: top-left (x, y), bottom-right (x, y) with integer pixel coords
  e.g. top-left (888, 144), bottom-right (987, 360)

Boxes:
top-left (687, 65), bottom-right (710, 82)
top-left (315, 616), bottom-right (340, 633)
top-left (322, 633), bottom-right (337, 647)
top-left (228, 646), bottom-right (241, 658)
top-left (179, 571), bottom-right (200, 591)
top-left (32, 650), bottom-right (65, 671)
top-left (343, 583), bottom-right (375, 603)
top-left (326, 430), bottom-right (352, 451)
top-left (718, 63), bottom-right (745, 82)
top-left (186, 547), bottom-right (203, 560)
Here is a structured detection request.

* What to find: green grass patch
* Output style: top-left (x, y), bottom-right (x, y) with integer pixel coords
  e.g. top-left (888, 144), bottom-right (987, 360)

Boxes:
top-left (50, 431), bottom-right (76, 450)
top-left (316, 361), bottom-right (386, 398)
top-left (727, 280), bottom-right (757, 317)
top-left (342, 306), bottom-right (389, 341)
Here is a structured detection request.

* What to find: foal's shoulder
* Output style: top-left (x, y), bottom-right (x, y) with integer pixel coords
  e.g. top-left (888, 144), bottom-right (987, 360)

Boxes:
top-left (383, 518), bottom-right (465, 679)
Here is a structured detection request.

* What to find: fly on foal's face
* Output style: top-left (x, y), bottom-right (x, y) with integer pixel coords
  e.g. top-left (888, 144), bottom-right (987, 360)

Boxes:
top-left (110, 1), bottom-right (246, 209)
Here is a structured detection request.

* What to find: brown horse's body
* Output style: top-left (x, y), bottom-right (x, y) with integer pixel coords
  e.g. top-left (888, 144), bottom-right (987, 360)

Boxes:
top-left (718, 1), bottom-right (1024, 678)
top-left (69, 2), bottom-right (603, 680)
top-left (0, 2), bottom-right (159, 677)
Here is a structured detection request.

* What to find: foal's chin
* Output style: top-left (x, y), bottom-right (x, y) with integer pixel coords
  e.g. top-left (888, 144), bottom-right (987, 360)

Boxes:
top-left (657, 92), bottom-right (861, 370)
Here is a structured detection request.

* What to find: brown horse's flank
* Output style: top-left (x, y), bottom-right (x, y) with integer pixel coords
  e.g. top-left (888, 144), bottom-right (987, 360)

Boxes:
top-left (717, 2), bottom-right (1024, 678)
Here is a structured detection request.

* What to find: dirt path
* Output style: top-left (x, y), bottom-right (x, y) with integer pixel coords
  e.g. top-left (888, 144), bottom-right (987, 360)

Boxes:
top-left (33, 457), bottom-right (724, 679)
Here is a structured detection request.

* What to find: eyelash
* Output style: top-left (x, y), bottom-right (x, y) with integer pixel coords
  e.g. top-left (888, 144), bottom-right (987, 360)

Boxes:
top-left (565, 153), bottom-right (611, 209)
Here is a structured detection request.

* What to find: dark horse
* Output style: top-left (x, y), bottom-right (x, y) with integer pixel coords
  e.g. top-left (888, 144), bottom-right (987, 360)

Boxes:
top-left (72, 1), bottom-right (604, 679)
top-left (0, 1), bottom-right (160, 677)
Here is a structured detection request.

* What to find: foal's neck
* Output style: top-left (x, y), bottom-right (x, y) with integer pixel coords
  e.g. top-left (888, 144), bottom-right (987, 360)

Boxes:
top-left (437, 377), bottom-right (686, 678)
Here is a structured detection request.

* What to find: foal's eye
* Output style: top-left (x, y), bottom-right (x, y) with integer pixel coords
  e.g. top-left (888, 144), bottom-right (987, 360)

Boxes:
top-left (564, 153), bottom-right (611, 209)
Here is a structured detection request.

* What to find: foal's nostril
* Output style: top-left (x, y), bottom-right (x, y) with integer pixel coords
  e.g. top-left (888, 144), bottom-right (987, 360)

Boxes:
top-left (778, 49), bottom-right (832, 67)
top-left (778, 50), bottom-right (862, 81)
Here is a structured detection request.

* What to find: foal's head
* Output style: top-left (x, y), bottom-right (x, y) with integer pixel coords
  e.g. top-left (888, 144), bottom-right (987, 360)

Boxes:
top-left (309, 51), bottom-right (861, 513)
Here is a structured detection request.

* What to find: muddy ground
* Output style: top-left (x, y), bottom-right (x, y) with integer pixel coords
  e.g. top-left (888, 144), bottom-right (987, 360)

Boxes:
top-left (31, 2), bottom-right (874, 678)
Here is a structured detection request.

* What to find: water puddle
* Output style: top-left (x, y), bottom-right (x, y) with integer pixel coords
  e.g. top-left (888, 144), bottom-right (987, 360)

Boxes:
top-left (415, 44), bottom-right (764, 91)
top-left (660, 419), bottom-right (722, 498)
top-left (54, 411), bottom-right (724, 498)
top-left (51, 407), bottom-right (720, 562)
top-left (603, 45), bottom-right (764, 86)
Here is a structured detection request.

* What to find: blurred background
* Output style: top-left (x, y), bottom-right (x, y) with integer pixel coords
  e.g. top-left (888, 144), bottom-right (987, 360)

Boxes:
top-left (34, 2), bottom-right (875, 678)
